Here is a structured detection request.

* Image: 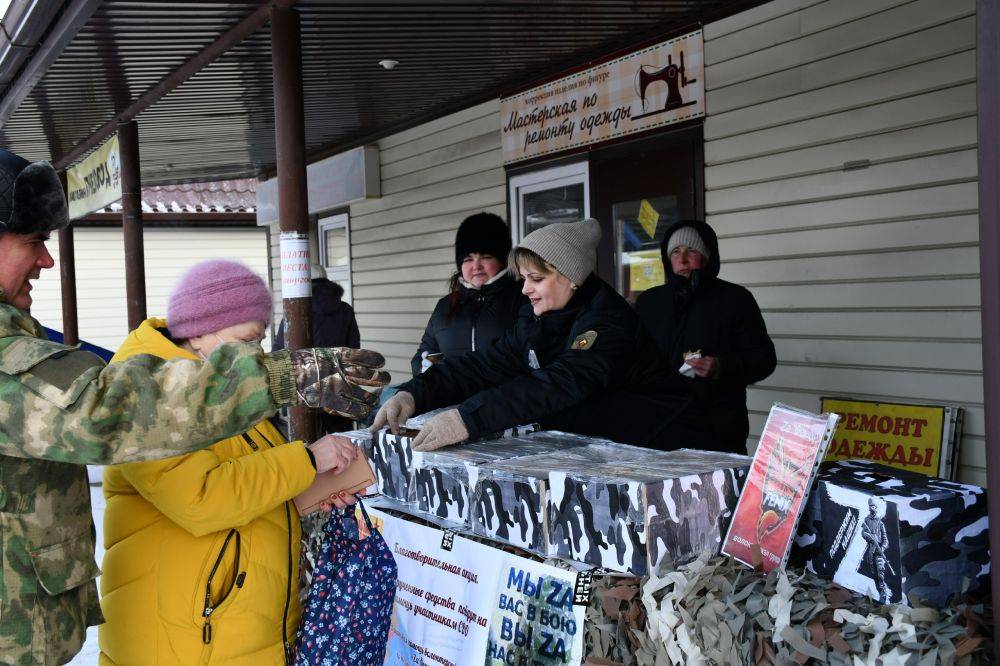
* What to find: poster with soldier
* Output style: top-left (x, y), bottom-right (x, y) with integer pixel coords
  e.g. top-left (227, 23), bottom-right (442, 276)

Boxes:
top-left (799, 482), bottom-right (902, 603)
top-left (794, 460), bottom-right (990, 607)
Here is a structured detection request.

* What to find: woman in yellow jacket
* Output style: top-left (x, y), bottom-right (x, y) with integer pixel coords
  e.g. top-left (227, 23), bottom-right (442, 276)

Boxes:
top-left (99, 260), bottom-right (359, 665)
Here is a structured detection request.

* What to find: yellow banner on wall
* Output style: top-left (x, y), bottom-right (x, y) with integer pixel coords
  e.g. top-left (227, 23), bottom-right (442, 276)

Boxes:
top-left (66, 134), bottom-right (121, 220)
top-left (820, 398), bottom-right (946, 476)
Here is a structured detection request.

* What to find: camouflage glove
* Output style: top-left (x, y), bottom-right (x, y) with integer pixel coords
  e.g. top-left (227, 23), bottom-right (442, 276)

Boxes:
top-left (411, 408), bottom-right (469, 452)
top-left (370, 391), bottom-right (415, 435)
top-left (290, 347), bottom-right (390, 421)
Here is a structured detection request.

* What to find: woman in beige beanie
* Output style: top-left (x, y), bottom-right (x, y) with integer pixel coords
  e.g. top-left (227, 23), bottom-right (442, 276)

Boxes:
top-left (372, 218), bottom-right (699, 452)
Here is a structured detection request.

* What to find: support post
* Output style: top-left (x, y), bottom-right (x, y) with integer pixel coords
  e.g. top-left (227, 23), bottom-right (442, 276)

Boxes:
top-left (56, 171), bottom-right (79, 345)
top-left (976, 0), bottom-right (1000, 656)
top-left (118, 120), bottom-right (146, 331)
top-left (272, 5), bottom-right (315, 443)
top-left (58, 226), bottom-right (79, 345)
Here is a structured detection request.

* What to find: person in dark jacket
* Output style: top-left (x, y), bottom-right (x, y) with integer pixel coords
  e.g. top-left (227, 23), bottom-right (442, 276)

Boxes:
top-left (372, 218), bottom-right (697, 452)
top-left (635, 220), bottom-right (777, 452)
top-left (276, 264), bottom-right (362, 432)
top-left (276, 265), bottom-right (361, 351)
top-left (411, 212), bottom-right (525, 376)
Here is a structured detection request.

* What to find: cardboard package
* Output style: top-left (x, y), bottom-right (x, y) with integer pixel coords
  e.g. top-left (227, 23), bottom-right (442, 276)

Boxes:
top-left (412, 433), bottom-right (589, 527)
top-left (471, 439), bottom-right (657, 556)
top-left (293, 453), bottom-right (376, 516)
top-left (472, 456), bottom-right (552, 555)
top-left (793, 460), bottom-right (989, 606)
top-left (365, 429), bottom-right (417, 502)
top-left (547, 448), bottom-right (752, 575)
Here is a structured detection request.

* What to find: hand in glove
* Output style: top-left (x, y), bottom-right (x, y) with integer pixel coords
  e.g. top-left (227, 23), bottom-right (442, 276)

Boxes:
top-left (291, 347), bottom-right (390, 421)
top-left (369, 391), bottom-right (415, 435)
top-left (410, 409), bottom-right (469, 452)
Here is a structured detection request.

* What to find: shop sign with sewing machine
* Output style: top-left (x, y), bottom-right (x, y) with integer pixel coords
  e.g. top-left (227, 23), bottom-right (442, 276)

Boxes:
top-left (500, 29), bottom-right (705, 164)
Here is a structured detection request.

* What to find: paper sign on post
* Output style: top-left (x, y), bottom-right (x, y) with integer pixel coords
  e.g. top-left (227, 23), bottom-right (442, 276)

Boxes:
top-left (279, 233), bottom-right (311, 298)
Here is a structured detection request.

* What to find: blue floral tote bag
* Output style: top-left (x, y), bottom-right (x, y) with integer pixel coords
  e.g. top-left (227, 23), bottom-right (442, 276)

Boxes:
top-left (295, 499), bottom-right (398, 665)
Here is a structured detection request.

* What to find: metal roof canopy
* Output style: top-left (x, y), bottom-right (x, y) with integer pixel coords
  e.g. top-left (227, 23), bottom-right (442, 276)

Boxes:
top-left (0, 0), bottom-right (758, 185)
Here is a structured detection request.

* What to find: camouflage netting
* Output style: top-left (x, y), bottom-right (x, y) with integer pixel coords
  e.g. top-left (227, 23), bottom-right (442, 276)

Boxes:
top-left (583, 554), bottom-right (991, 666)
top-left (303, 506), bottom-right (991, 665)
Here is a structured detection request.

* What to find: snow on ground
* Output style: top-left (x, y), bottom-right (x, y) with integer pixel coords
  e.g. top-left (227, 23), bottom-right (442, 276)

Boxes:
top-left (69, 476), bottom-right (104, 665)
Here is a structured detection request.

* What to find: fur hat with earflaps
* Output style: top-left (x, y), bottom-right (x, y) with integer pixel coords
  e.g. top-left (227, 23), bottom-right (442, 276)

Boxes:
top-left (0, 149), bottom-right (68, 235)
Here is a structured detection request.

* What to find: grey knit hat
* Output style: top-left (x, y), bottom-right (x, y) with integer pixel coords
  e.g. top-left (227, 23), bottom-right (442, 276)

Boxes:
top-left (517, 218), bottom-right (601, 286)
top-left (665, 225), bottom-right (711, 259)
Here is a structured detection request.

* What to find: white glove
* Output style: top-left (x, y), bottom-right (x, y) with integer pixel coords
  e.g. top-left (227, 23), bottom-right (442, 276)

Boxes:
top-left (369, 391), bottom-right (416, 435)
top-left (411, 409), bottom-right (470, 452)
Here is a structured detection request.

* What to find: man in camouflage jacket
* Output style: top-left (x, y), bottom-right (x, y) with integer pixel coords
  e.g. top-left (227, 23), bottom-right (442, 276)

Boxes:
top-left (0, 150), bottom-right (388, 665)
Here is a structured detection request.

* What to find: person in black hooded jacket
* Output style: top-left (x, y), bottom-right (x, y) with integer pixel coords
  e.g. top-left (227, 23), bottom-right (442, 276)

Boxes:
top-left (276, 265), bottom-right (361, 432)
top-left (634, 220), bottom-right (777, 453)
top-left (411, 212), bottom-right (526, 376)
top-left (372, 218), bottom-right (700, 453)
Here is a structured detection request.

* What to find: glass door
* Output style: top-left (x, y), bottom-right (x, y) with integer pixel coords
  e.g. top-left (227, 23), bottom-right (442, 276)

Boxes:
top-left (613, 195), bottom-right (679, 300)
top-left (508, 162), bottom-right (590, 243)
top-left (591, 128), bottom-right (701, 302)
top-left (318, 212), bottom-right (352, 304)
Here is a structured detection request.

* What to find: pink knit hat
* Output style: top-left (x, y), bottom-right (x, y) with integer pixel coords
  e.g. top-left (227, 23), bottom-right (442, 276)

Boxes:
top-left (167, 260), bottom-right (272, 338)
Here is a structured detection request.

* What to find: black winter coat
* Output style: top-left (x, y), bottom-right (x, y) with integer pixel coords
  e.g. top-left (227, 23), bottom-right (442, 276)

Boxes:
top-left (635, 220), bottom-right (776, 451)
top-left (275, 278), bottom-right (360, 433)
top-left (399, 275), bottom-right (688, 445)
top-left (410, 272), bottom-right (526, 376)
top-left (275, 279), bottom-right (360, 351)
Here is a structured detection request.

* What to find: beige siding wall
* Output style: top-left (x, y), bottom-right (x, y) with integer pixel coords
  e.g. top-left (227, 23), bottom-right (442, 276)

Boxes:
top-left (348, 100), bottom-right (506, 382)
top-left (704, 0), bottom-right (982, 483)
top-left (268, 223), bottom-right (283, 331)
top-left (31, 227), bottom-right (271, 352)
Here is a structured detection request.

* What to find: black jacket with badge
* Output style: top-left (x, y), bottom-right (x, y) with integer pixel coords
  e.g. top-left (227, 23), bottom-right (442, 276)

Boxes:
top-left (410, 271), bottom-right (526, 376)
top-left (635, 220), bottom-right (777, 451)
top-left (399, 275), bottom-right (682, 442)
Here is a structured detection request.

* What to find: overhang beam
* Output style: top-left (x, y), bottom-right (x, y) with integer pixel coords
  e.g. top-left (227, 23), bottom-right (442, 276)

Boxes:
top-left (51, 0), bottom-right (298, 171)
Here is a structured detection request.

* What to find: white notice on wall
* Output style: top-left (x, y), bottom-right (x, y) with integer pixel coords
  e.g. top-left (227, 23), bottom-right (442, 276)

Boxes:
top-left (279, 233), bottom-right (311, 298)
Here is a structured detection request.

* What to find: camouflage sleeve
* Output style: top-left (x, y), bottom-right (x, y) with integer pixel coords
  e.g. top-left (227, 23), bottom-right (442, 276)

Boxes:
top-left (0, 342), bottom-right (297, 464)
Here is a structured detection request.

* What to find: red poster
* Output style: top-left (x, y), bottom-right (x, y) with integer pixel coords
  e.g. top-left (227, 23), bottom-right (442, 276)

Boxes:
top-left (722, 404), bottom-right (839, 572)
